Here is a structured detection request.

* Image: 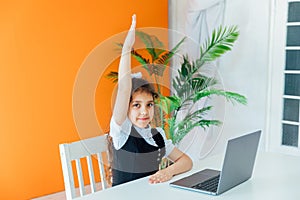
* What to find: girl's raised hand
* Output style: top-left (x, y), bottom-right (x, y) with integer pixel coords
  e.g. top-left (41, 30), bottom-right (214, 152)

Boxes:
top-left (123, 14), bottom-right (136, 51)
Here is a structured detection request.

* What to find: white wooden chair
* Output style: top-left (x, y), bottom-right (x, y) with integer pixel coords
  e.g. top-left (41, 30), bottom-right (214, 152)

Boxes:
top-left (59, 134), bottom-right (110, 200)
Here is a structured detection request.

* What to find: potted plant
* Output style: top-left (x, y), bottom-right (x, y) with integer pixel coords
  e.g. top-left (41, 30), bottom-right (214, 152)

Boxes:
top-left (157, 26), bottom-right (247, 144)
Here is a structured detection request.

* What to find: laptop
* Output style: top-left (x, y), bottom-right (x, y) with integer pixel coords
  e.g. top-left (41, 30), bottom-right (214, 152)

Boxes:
top-left (170, 130), bottom-right (261, 195)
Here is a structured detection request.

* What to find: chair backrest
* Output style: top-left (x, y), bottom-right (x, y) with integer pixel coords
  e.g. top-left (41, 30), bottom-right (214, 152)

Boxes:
top-left (59, 134), bottom-right (110, 200)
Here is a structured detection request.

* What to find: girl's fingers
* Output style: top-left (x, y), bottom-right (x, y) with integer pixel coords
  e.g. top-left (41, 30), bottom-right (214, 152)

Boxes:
top-left (130, 14), bottom-right (136, 30)
top-left (149, 170), bottom-right (172, 184)
top-left (132, 14), bottom-right (136, 25)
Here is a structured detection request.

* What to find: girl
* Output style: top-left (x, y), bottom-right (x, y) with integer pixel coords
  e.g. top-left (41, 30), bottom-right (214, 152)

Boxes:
top-left (110, 14), bottom-right (192, 186)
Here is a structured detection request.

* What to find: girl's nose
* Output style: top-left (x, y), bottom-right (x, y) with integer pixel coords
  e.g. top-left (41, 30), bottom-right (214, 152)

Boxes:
top-left (140, 107), bottom-right (147, 115)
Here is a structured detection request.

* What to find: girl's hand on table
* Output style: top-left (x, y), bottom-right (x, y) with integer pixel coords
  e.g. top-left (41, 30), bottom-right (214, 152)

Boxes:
top-left (149, 168), bottom-right (173, 184)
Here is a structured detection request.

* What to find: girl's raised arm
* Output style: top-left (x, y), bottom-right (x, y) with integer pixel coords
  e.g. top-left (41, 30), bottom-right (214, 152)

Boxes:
top-left (112, 14), bottom-right (136, 125)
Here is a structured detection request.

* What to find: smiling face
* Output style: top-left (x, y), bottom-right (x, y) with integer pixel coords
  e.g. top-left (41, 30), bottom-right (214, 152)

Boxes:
top-left (128, 91), bottom-right (154, 128)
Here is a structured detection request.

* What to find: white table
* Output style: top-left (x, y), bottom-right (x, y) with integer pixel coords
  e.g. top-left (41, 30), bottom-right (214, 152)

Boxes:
top-left (78, 151), bottom-right (300, 200)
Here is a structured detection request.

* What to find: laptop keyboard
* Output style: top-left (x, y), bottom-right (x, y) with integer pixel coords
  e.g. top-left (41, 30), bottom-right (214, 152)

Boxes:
top-left (191, 175), bottom-right (220, 193)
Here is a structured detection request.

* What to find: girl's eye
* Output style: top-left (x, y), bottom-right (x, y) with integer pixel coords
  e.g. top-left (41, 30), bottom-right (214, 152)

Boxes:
top-left (133, 103), bottom-right (140, 108)
top-left (148, 103), bottom-right (154, 107)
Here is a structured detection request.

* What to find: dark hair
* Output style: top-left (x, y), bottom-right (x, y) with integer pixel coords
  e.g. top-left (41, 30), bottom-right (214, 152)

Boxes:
top-left (130, 78), bottom-right (158, 101)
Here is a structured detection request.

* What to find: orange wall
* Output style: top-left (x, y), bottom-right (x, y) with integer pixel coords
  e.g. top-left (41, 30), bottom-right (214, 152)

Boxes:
top-left (0, 0), bottom-right (168, 199)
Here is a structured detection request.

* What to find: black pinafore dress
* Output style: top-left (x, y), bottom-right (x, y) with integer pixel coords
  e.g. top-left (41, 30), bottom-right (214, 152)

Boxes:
top-left (112, 126), bottom-right (166, 186)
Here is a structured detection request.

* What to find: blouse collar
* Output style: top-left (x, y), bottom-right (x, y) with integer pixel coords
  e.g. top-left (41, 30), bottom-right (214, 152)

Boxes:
top-left (133, 124), bottom-right (153, 139)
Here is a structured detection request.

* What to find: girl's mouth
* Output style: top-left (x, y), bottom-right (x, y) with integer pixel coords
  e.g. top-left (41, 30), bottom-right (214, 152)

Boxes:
top-left (138, 117), bottom-right (149, 121)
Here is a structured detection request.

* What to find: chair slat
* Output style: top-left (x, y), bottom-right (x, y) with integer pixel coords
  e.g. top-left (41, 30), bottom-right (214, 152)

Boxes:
top-left (59, 144), bottom-right (76, 200)
top-left (75, 159), bottom-right (85, 196)
top-left (97, 152), bottom-right (107, 189)
top-left (86, 155), bottom-right (96, 193)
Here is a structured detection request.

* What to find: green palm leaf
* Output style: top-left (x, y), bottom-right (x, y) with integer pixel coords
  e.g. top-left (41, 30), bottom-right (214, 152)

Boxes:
top-left (173, 121), bottom-right (199, 144)
top-left (136, 31), bottom-right (165, 61)
top-left (131, 49), bottom-right (149, 65)
top-left (156, 37), bottom-right (186, 65)
top-left (105, 71), bottom-right (118, 83)
top-left (167, 117), bottom-right (176, 141)
top-left (198, 26), bottom-right (239, 65)
top-left (174, 106), bottom-right (213, 130)
top-left (172, 106), bottom-right (215, 144)
top-left (193, 89), bottom-right (247, 105)
top-left (156, 95), bottom-right (181, 115)
top-left (173, 119), bottom-right (221, 144)
top-left (197, 120), bottom-right (222, 129)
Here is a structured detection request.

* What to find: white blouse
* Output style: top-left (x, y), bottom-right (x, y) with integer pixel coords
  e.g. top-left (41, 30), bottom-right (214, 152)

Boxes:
top-left (110, 117), bottom-right (175, 157)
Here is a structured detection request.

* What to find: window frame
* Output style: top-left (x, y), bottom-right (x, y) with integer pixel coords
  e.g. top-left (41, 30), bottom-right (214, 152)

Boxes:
top-left (267, 0), bottom-right (300, 156)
